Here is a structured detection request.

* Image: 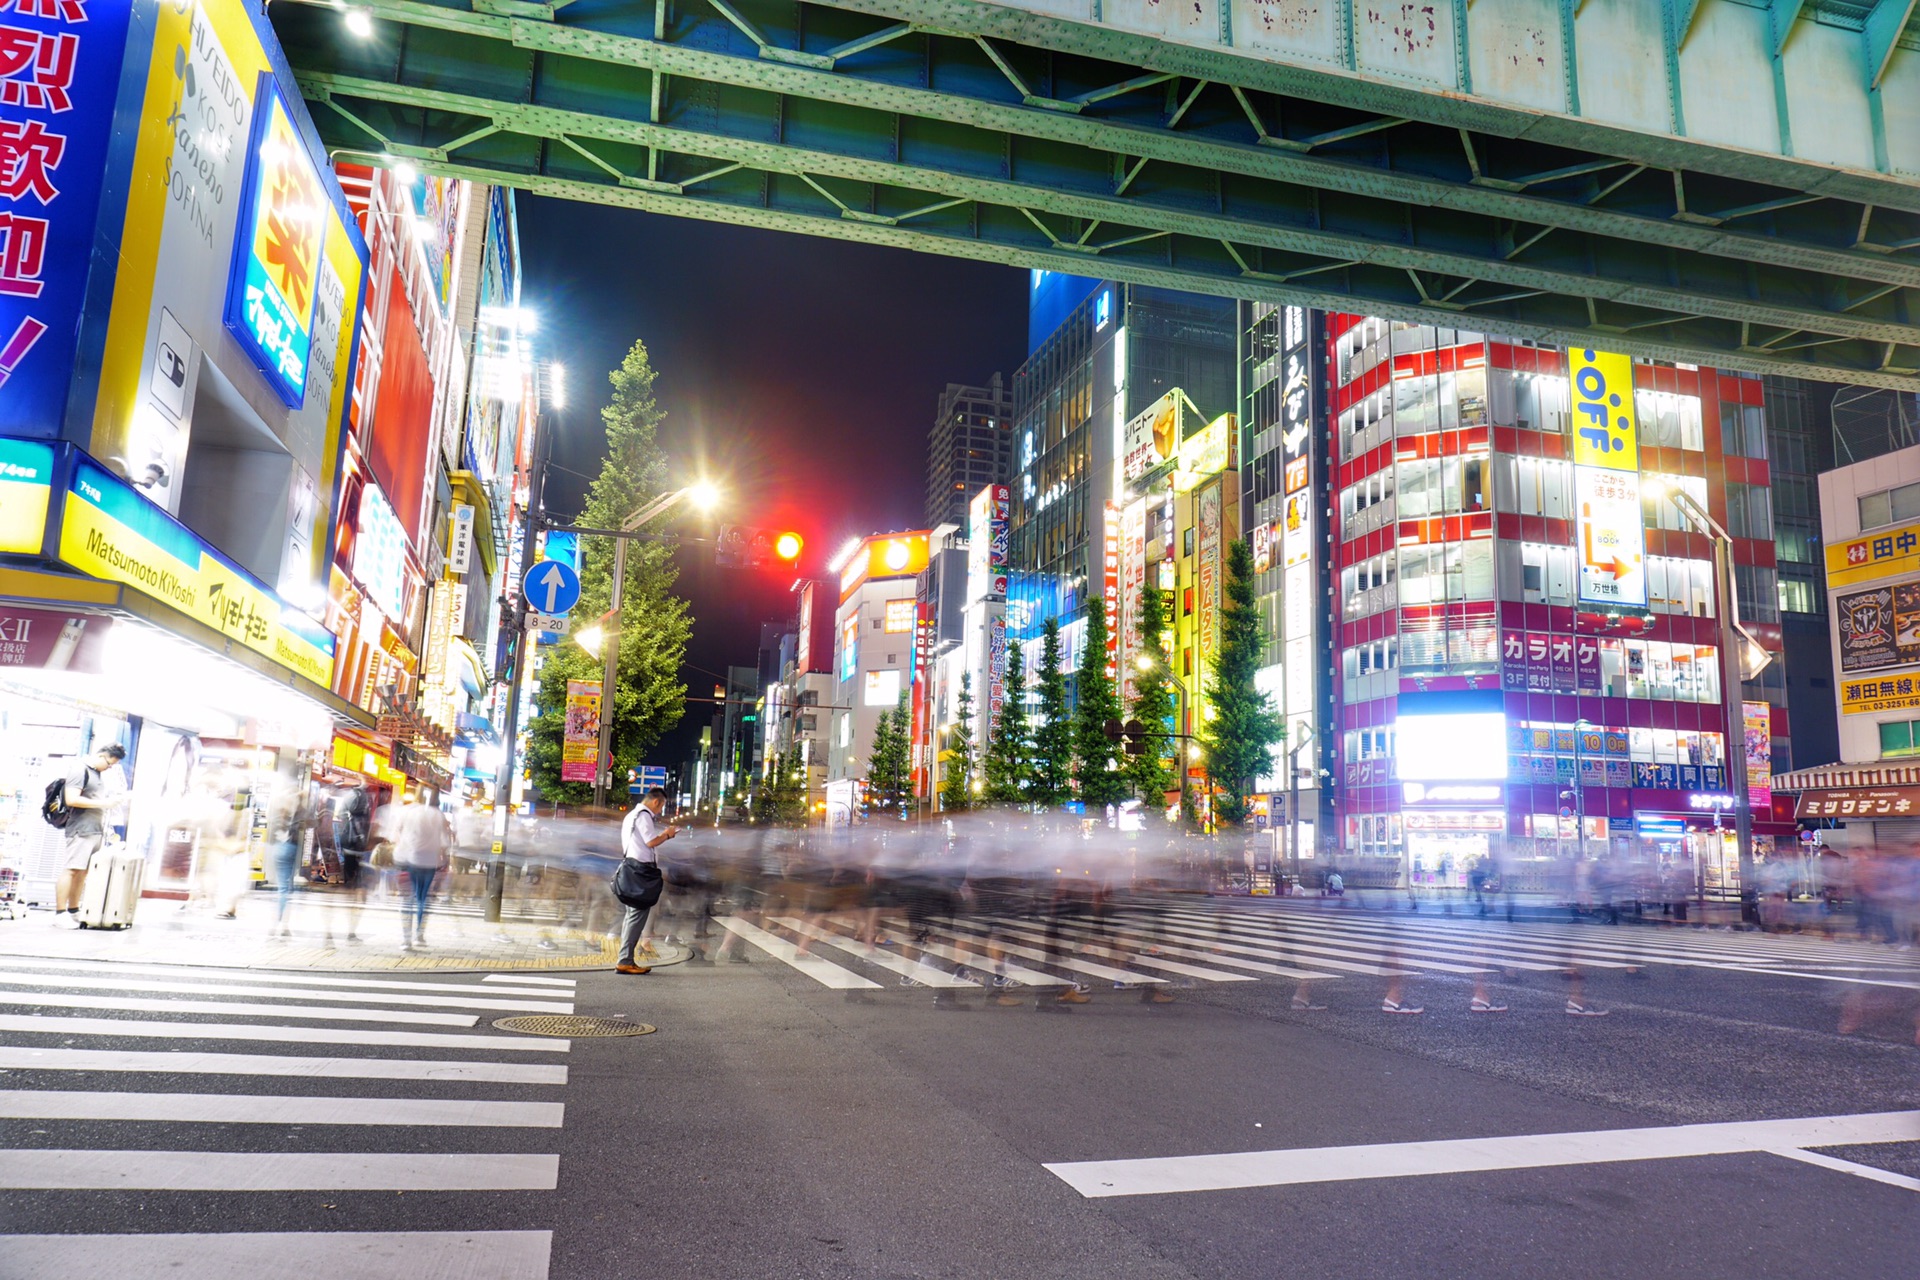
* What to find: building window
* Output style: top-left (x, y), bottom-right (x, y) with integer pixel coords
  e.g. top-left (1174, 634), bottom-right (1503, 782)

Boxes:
top-left (1183, 587), bottom-right (1194, 616)
top-left (1725, 483), bottom-right (1773, 541)
top-left (1879, 720), bottom-right (1920, 758)
top-left (883, 599), bottom-right (916, 633)
top-left (1777, 576), bottom-right (1817, 615)
top-left (1719, 401), bottom-right (1766, 458)
top-left (1858, 480), bottom-right (1920, 532)
top-left (1183, 527), bottom-right (1195, 557)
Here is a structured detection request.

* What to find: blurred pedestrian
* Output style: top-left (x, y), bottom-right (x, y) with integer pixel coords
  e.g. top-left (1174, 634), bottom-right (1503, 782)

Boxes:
top-left (392, 793), bottom-right (451, 952)
top-left (48, 744), bottom-right (125, 928)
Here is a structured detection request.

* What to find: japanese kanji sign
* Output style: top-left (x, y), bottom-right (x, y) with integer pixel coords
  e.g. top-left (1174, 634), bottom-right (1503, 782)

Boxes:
top-left (225, 73), bottom-right (326, 407)
top-left (0, 0), bottom-right (132, 435)
top-left (1827, 521), bottom-right (1920, 590)
top-left (1794, 787), bottom-right (1920, 820)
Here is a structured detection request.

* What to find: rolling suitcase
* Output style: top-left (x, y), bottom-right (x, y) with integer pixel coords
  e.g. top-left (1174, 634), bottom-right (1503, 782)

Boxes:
top-left (76, 844), bottom-right (145, 929)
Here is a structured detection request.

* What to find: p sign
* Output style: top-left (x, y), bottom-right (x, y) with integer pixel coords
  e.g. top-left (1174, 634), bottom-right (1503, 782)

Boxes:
top-left (523, 560), bottom-right (581, 616)
top-left (1568, 348), bottom-right (1640, 473)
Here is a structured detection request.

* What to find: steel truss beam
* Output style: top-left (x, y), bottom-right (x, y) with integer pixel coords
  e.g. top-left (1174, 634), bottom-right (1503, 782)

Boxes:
top-left (272, 0), bottom-right (1920, 387)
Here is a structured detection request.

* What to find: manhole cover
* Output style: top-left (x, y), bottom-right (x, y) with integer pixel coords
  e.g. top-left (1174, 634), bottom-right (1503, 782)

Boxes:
top-left (493, 1015), bottom-right (656, 1037)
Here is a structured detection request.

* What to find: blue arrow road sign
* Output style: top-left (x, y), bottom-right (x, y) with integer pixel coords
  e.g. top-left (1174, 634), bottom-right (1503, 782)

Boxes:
top-left (523, 560), bottom-right (581, 615)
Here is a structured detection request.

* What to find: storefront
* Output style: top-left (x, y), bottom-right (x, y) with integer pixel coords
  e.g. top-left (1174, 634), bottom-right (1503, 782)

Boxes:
top-left (0, 442), bottom-right (372, 904)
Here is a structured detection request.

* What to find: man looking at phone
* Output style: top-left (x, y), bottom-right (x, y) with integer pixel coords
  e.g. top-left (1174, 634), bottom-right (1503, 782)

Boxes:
top-left (615, 787), bottom-right (680, 975)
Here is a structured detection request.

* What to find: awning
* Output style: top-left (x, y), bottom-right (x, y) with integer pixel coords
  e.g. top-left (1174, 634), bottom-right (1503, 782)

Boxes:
top-left (1771, 761), bottom-right (1920, 791)
top-left (0, 564), bottom-right (373, 733)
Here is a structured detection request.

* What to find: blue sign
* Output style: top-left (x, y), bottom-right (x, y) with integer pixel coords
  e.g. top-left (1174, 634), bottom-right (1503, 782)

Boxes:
top-left (523, 559), bottom-right (580, 615)
top-left (0, 0), bottom-right (134, 437)
top-left (628, 765), bottom-right (669, 795)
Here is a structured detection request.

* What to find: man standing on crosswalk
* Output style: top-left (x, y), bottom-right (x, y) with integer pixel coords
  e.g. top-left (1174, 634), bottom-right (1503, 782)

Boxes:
top-left (615, 788), bottom-right (680, 975)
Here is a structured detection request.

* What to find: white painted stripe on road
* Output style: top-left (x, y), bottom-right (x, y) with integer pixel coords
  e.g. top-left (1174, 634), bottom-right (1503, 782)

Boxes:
top-left (0, 972), bottom-right (573, 1014)
top-left (1147, 909), bottom-right (1494, 974)
top-left (1104, 916), bottom-right (1410, 977)
top-left (1045, 1110), bottom-right (1920, 1198)
top-left (484, 974), bottom-right (576, 987)
top-left (0, 1090), bottom-right (563, 1128)
top-left (0, 993), bottom-right (477, 1026)
top-left (0, 1149), bottom-right (561, 1191)
top-left (928, 922), bottom-right (1166, 986)
top-left (1772, 1146), bottom-right (1920, 1193)
top-left (0, 1014), bottom-right (567, 1052)
top-left (0, 1231), bottom-right (553, 1279)
top-left (1049, 927), bottom-right (1337, 981)
top-left (769, 918), bottom-right (978, 988)
top-left (966, 919), bottom-right (1256, 983)
top-left (712, 916), bottom-right (881, 989)
top-left (1187, 913), bottom-right (1572, 972)
top-left (0, 1046), bottom-right (567, 1085)
top-left (887, 933), bottom-right (1074, 989)
top-left (0, 956), bottom-right (575, 999)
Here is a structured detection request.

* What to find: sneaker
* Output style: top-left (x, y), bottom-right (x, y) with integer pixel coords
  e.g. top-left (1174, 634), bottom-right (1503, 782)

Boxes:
top-left (615, 963), bottom-right (650, 975)
top-left (1056, 986), bottom-right (1092, 1005)
top-left (55, 912), bottom-right (81, 930)
top-left (1291, 997), bottom-right (1328, 1011)
top-left (1145, 989), bottom-right (1176, 1004)
top-left (1565, 1001), bottom-right (1610, 1017)
top-left (993, 994), bottom-right (1026, 1006)
top-left (1470, 998), bottom-right (1509, 1013)
top-left (1381, 1000), bottom-right (1425, 1015)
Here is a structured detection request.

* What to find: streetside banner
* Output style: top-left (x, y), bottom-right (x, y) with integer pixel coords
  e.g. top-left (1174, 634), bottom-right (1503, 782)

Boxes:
top-left (53, 450), bottom-right (335, 683)
top-left (561, 679), bottom-right (601, 782)
top-left (0, 604), bottom-right (113, 673)
top-left (0, 0), bottom-right (135, 437)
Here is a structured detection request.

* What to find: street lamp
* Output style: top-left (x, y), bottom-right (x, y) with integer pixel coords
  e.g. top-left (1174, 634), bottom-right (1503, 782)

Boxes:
top-left (589, 480), bottom-right (722, 807)
top-left (1644, 477), bottom-right (1773, 922)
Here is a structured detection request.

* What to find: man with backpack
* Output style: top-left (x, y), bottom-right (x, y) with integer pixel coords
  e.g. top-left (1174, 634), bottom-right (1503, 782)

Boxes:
top-left (46, 743), bottom-right (127, 928)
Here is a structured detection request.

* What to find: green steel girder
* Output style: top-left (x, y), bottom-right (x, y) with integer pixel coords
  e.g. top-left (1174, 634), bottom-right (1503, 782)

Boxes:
top-left (269, 0), bottom-right (1920, 386)
top-left (296, 67), bottom-right (1920, 351)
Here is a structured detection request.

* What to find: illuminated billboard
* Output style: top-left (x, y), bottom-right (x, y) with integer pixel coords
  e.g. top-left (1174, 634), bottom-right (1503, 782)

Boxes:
top-left (1122, 389), bottom-right (1183, 481)
top-left (1575, 467), bottom-right (1647, 607)
top-left (226, 75), bottom-right (329, 408)
top-left (1397, 691), bottom-right (1507, 782)
top-left (1173, 413), bottom-right (1233, 492)
top-left (1569, 347), bottom-right (1640, 470)
top-left (841, 531), bottom-right (931, 599)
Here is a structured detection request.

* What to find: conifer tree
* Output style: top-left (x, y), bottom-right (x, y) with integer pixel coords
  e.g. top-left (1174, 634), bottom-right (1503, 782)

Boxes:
top-left (939, 673), bottom-right (977, 812)
top-left (1072, 598), bottom-right (1128, 809)
top-left (982, 639), bottom-right (1032, 805)
top-left (1123, 582), bottom-right (1177, 811)
top-left (1030, 618), bottom-right (1074, 807)
top-left (1200, 539), bottom-right (1286, 827)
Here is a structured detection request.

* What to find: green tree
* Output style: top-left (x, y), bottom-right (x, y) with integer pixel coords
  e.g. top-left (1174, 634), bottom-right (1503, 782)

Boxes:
top-left (1124, 582), bottom-right (1177, 811)
top-left (866, 693), bottom-right (913, 818)
top-left (1073, 598), bottom-right (1128, 810)
top-left (761, 748), bottom-right (807, 827)
top-left (939, 672), bottom-right (977, 812)
top-left (1030, 618), bottom-right (1073, 807)
top-left (1200, 539), bottom-right (1286, 828)
top-left (982, 639), bottom-right (1032, 805)
top-left (528, 339), bottom-right (692, 804)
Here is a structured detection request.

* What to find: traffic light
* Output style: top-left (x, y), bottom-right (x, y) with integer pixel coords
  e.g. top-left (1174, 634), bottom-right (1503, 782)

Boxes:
top-left (1102, 718), bottom-right (1152, 756)
top-left (718, 525), bottom-right (805, 568)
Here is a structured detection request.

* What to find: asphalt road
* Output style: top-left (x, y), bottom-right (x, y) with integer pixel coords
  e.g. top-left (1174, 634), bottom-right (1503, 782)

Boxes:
top-left (1, 900), bottom-right (1915, 1279)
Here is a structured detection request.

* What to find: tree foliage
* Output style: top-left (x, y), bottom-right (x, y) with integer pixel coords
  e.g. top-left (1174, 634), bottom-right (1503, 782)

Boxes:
top-left (939, 672), bottom-right (977, 812)
top-left (1029, 618), bottom-right (1074, 808)
top-left (758, 749), bottom-right (808, 827)
top-left (1200, 539), bottom-right (1286, 827)
top-left (1073, 598), bottom-right (1128, 809)
top-left (529, 339), bottom-right (692, 804)
top-left (1123, 582), bottom-right (1177, 811)
top-left (982, 639), bottom-right (1031, 805)
top-left (866, 692), bottom-right (914, 818)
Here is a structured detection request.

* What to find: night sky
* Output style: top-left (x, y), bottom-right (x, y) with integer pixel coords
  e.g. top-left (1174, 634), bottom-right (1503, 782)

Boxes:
top-left (516, 198), bottom-right (1030, 767)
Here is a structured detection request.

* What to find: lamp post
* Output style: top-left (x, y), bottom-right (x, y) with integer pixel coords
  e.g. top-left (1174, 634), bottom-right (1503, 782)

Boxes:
top-left (1649, 482), bottom-right (1772, 923)
top-left (587, 482), bottom-right (719, 809)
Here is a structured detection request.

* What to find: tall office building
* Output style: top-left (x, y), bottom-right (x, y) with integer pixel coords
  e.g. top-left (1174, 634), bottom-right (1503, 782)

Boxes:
top-left (925, 376), bottom-right (1014, 530)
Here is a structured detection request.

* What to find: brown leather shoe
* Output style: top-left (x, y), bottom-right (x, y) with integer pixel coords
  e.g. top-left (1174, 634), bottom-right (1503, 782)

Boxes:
top-left (615, 963), bottom-right (650, 975)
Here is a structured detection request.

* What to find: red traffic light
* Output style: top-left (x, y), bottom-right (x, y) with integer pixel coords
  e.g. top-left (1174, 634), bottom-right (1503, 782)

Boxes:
top-left (773, 531), bottom-right (804, 562)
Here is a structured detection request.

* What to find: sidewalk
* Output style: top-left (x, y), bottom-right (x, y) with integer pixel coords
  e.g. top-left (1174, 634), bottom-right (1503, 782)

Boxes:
top-left (0, 892), bottom-right (654, 973)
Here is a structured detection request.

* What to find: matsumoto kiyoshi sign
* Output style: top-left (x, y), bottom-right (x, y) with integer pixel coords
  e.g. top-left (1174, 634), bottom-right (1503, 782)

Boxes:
top-left (55, 453), bottom-right (334, 682)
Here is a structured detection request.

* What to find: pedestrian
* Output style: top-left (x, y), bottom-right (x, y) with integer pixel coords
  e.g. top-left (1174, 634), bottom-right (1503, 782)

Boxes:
top-left (49, 743), bottom-right (126, 928)
top-left (614, 787), bottom-right (679, 975)
top-left (266, 783), bottom-right (306, 939)
top-left (392, 792), bottom-right (450, 952)
top-left (325, 778), bottom-right (373, 945)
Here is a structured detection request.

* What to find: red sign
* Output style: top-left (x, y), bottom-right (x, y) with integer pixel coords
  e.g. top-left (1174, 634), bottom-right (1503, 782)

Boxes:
top-left (0, 606), bottom-right (109, 672)
top-left (1795, 787), bottom-right (1920, 819)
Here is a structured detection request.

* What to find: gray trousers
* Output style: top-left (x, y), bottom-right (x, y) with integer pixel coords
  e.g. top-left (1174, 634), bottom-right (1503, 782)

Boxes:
top-left (617, 903), bottom-right (653, 966)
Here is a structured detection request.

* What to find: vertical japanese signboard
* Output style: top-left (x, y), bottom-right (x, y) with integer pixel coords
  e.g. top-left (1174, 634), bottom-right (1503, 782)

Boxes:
top-left (1102, 501), bottom-right (1119, 679)
top-left (1117, 496), bottom-right (1147, 708)
top-left (1195, 479), bottom-right (1222, 694)
top-left (1743, 700), bottom-right (1771, 810)
top-left (1569, 347), bottom-right (1647, 608)
top-left (562, 679), bottom-right (601, 782)
top-left (225, 76), bottom-right (327, 407)
top-left (0, 0), bottom-right (134, 437)
top-left (967, 483), bottom-right (1008, 603)
top-left (1278, 306), bottom-right (1318, 756)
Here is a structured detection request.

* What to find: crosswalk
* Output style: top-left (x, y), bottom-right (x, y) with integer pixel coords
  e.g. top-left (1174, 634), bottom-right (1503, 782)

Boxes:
top-left (706, 899), bottom-right (1920, 996)
top-left (0, 958), bottom-right (576, 1278)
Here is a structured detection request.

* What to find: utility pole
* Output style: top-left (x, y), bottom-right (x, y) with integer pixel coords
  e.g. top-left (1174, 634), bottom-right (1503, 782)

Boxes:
top-left (488, 398), bottom-right (550, 924)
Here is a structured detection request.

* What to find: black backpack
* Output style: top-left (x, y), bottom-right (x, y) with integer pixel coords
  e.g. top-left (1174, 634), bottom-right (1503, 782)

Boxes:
top-left (41, 776), bottom-right (71, 829)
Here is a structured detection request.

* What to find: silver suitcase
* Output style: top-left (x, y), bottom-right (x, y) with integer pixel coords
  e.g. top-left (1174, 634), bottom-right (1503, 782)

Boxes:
top-left (76, 845), bottom-right (145, 929)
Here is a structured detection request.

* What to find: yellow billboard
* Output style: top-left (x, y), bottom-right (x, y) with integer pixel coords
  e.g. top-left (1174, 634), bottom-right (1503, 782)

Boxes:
top-left (1827, 522), bottom-right (1920, 590)
top-left (1173, 414), bottom-right (1233, 493)
top-left (1568, 348), bottom-right (1639, 472)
